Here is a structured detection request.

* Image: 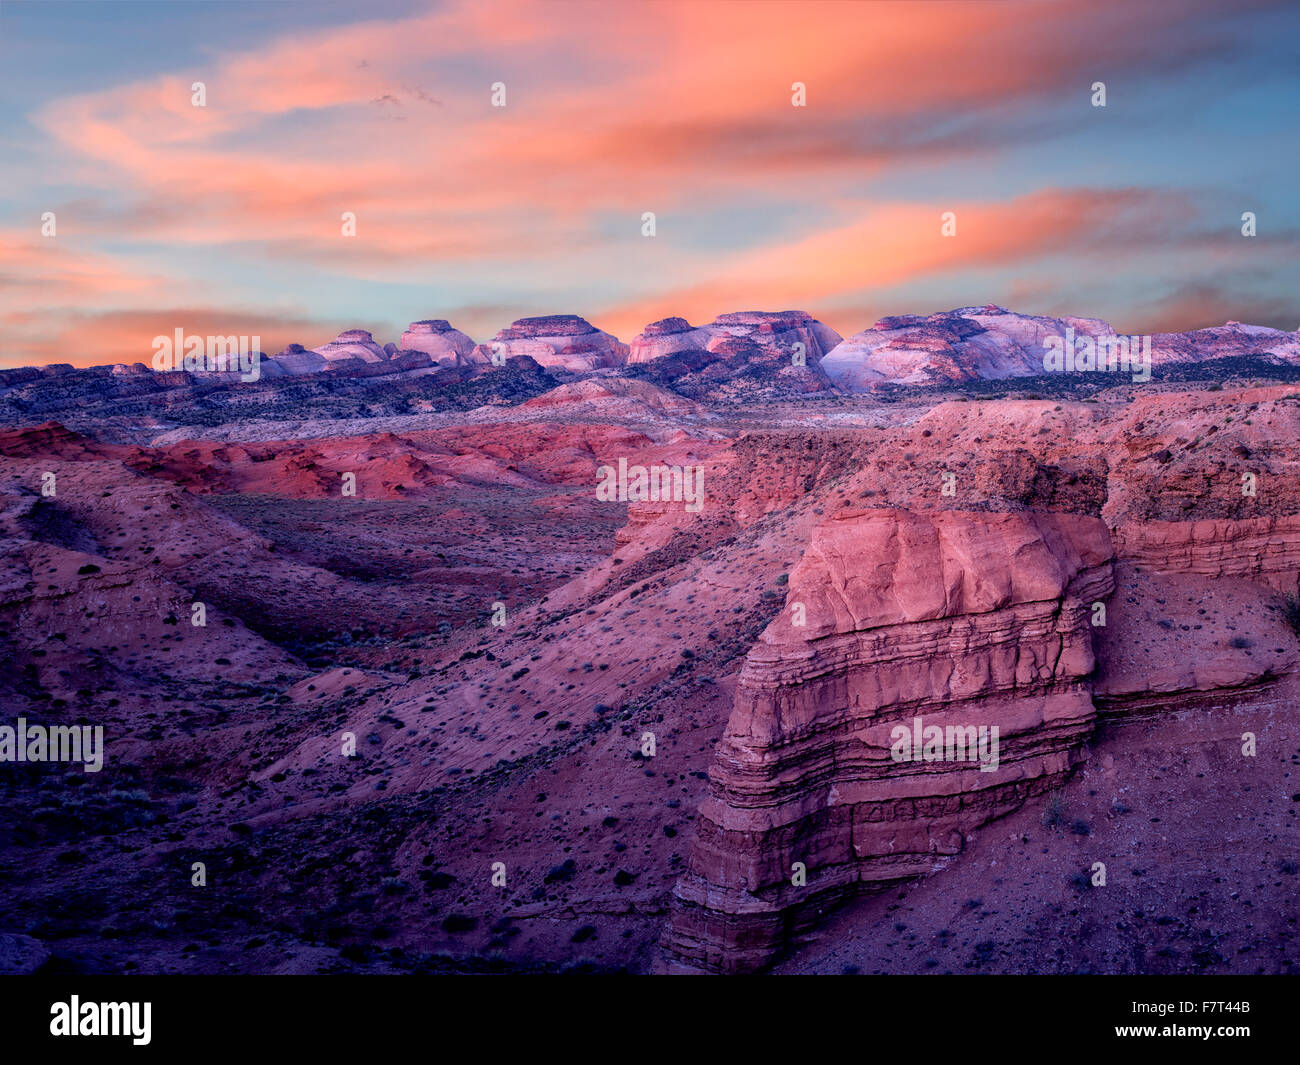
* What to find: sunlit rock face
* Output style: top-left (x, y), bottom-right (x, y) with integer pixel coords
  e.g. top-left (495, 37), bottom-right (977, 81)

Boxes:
top-left (823, 307), bottom-right (1300, 391)
top-left (628, 310), bottom-right (841, 365)
top-left (471, 315), bottom-right (629, 372)
top-left (311, 329), bottom-right (388, 363)
top-left (398, 320), bottom-right (480, 367)
top-left (822, 307), bottom-right (1116, 389)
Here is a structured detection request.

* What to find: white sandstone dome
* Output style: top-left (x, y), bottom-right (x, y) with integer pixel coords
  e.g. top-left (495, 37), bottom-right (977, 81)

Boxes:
top-left (471, 315), bottom-right (628, 372)
top-left (628, 311), bottom-right (841, 365)
top-left (311, 329), bottom-right (387, 363)
top-left (398, 320), bottom-right (480, 367)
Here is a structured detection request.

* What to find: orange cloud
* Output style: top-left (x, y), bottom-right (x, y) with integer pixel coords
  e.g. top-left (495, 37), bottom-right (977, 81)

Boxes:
top-left (1, 307), bottom-right (392, 369)
top-left (596, 188), bottom-right (1181, 339)
top-left (0, 231), bottom-right (168, 305)
top-left (28, 0), bottom-right (1199, 261)
top-left (9, 0), bottom-right (1273, 364)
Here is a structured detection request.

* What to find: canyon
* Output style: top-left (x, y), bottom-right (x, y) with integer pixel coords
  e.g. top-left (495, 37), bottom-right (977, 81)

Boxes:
top-left (1, 307), bottom-right (1299, 975)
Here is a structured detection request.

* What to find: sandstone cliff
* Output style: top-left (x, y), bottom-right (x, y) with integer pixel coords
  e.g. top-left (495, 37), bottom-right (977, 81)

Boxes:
top-left (661, 507), bottom-right (1114, 972)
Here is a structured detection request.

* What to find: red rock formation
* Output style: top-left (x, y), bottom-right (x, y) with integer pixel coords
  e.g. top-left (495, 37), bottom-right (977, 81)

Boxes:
top-left (662, 507), bottom-right (1114, 972)
top-left (1111, 516), bottom-right (1300, 592)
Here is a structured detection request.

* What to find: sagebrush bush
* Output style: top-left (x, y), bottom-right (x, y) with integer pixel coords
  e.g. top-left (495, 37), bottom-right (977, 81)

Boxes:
top-left (1280, 591), bottom-right (1300, 637)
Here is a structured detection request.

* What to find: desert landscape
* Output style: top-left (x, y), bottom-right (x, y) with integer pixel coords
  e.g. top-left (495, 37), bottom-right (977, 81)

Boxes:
top-left (2, 305), bottom-right (1299, 975)
top-left (3, 0), bottom-right (1298, 1013)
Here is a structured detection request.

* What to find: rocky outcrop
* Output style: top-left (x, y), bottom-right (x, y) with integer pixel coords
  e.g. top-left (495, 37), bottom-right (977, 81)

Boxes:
top-left (268, 344), bottom-right (328, 375)
top-left (1110, 516), bottom-right (1300, 592)
top-left (706, 310), bottom-right (842, 361)
top-left (822, 308), bottom-right (1300, 390)
top-left (627, 317), bottom-right (710, 363)
top-left (661, 507), bottom-right (1114, 972)
top-left (1093, 512), bottom-right (1300, 703)
top-left (821, 306), bottom-right (1115, 389)
top-left (624, 311), bottom-right (841, 400)
top-left (628, 310), bottom-right (841, 365)
top-left (471, 315), bottom-right (628, 372)
top-left (311, 329), bottom-right (388, 363)
top-left (398, 320), bottom-right (480, 367)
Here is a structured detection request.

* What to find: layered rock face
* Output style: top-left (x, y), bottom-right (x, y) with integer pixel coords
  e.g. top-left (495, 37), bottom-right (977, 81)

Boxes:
top-left (398, 319), bottom-right (479, 366)
top-left (310, 329), bottom-right (388, 363)
top-left (627, 310), bottom-right (842, 364)
top-left (627, 317), bottom-right (711, 363)
top-left (1110, 516), bottom-right (1300, 593)
top-left (1092, 386), bottom-right (1300, 604)
top-left (821, 306), bottom-right (1115, 389)
top-left (662, 507), bottom-right (1114, 972)
top-left (471, 315), bottom-right (628, 372)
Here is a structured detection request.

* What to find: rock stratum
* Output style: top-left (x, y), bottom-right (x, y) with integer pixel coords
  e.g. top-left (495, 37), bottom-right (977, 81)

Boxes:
top-left (661, 508), bottom-right (1115, 972)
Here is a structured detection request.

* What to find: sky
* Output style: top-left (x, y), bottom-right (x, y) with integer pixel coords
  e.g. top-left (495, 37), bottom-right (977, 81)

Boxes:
top-left (1, 0), bottom-right (1298, 368)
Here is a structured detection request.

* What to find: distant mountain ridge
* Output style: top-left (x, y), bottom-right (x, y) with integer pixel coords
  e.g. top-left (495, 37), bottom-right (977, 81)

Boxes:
top-left (3, 308), bottom-right (1298, 425)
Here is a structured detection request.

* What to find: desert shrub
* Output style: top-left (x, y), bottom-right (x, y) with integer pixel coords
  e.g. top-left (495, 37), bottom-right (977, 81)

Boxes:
top-left (1280, 591), bottom-right (1300, 638)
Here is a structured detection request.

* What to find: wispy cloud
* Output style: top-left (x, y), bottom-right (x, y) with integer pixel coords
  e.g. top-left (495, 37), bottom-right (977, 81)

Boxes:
top-left (4, 0), bottom-right (1297, 365)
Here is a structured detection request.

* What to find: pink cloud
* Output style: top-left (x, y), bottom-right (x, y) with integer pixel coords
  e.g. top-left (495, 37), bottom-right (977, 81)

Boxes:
top-left (10, 0), bottom-right (1263, 362)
